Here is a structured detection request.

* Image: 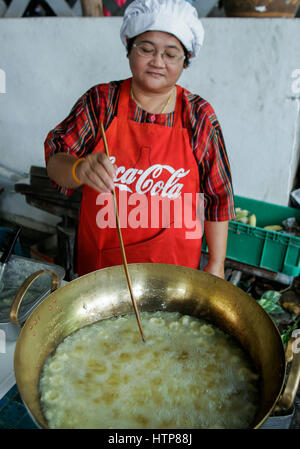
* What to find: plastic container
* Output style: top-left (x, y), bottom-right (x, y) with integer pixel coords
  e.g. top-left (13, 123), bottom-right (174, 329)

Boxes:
top-left (203, 196), bottom-right (300, 277)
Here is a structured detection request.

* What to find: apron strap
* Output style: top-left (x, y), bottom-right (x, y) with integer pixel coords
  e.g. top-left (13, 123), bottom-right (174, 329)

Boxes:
top-left (94, 79), bottom-right (130, 146)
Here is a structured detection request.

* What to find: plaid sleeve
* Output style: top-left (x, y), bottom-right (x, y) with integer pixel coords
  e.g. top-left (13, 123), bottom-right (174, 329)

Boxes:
top-left (199, 124), bottom-right (235, 221)
top-left (190, 99), bottom-right (235, 221)
top-left (44, 83), bottom-right (116, 195)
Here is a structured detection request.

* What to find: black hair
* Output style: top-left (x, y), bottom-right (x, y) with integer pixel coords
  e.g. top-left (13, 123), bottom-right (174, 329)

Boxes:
top-left (126, 36), bottom-right (191, 68)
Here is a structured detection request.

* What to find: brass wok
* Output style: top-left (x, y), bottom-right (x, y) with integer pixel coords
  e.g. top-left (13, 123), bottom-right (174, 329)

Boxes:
top-left (11, 263), bottom-right (294, 428)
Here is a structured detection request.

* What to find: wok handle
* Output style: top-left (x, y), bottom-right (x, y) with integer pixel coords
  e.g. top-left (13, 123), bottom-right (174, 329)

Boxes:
top-left (10, 269), bottom-right (60, 327)
top-left (275, 335), bottom-right (300, 412)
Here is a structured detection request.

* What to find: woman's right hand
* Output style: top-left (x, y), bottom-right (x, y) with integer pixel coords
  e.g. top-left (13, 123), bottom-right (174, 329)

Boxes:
top-left (76, 152), bottom-right (116, 193)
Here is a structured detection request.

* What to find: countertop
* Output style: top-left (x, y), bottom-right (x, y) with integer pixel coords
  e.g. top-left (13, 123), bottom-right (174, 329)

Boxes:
top-left (0, 384), bottom-right (37, 429)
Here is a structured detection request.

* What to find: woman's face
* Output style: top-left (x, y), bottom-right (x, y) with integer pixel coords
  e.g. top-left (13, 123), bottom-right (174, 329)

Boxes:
top-left (128, 31), bottom-right (186, 93)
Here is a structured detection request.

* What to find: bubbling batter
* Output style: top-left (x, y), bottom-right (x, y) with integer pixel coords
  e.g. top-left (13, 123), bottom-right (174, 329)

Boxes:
top-left (39, 311), bottom-right (259, 429)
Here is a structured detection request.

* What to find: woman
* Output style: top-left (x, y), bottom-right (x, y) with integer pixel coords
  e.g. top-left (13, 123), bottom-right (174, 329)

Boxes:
top-left (45, 0), bottom-right (235, 278)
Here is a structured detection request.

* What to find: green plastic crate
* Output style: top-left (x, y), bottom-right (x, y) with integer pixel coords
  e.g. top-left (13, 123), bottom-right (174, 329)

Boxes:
top-left (203, 196), bottom-right (300, 277)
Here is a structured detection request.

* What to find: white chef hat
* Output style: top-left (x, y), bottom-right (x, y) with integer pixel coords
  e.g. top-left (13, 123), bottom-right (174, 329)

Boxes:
top-left (120, 0), bottom-right (205, 58)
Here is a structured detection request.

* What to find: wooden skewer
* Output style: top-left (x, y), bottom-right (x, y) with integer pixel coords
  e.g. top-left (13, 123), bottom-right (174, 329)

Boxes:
top-left (100, 122), bottom-right (146, 343)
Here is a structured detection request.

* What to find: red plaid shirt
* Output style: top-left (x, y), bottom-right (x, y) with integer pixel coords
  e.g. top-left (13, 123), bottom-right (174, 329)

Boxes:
top-left (44, 80), bottom-right (235, 221)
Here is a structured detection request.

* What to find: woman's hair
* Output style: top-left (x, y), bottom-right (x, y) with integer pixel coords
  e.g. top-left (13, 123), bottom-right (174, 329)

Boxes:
top-left (126, 36), bottom-right (191, 68)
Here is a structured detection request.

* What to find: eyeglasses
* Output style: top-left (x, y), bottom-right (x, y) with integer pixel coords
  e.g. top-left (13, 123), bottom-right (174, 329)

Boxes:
top-left (132, 42), bottom-right (185, 65)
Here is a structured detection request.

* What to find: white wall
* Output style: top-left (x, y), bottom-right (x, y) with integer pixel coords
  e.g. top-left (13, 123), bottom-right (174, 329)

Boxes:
top-left (0, 17), bottom-right (299, 226)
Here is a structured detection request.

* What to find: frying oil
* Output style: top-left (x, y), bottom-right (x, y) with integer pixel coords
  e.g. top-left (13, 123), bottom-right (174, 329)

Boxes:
top-left (39, 311), bottom-right (259, 429)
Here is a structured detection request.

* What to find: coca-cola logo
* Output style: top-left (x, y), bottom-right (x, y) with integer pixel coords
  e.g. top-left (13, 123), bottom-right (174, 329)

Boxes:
top-left (110, 156), bottom-right (190, 199)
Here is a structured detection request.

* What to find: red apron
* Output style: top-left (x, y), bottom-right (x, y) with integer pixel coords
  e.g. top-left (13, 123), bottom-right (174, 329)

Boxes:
top-left (77, 78), bottom-right (202, 276)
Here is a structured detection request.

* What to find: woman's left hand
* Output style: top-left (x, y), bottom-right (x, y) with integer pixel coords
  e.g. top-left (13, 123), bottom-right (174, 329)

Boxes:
top-left (203, 259), bottom-right (225, 279)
